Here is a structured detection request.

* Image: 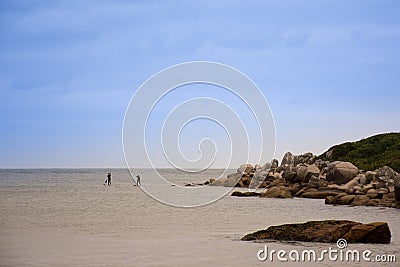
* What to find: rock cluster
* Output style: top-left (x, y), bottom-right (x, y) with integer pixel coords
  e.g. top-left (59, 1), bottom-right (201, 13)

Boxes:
top-left (324, 166), bottom-right (399, 208)
top-left (241, 220), bottom-right (391, 244)
top-left (209, 152), bottom-right (400, 208)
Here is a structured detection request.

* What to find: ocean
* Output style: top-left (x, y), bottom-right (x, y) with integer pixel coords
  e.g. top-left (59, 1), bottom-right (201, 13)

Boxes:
top-left (0, 168), bottom-right (399, 266)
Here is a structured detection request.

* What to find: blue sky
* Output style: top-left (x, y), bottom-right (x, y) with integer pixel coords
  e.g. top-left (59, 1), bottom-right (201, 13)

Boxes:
top-left (1, 0), bottom-right (399, 168)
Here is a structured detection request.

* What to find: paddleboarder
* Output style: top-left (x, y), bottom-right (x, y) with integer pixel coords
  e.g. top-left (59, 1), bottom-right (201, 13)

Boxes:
top-left (106, 171), bottom-right (112, 186)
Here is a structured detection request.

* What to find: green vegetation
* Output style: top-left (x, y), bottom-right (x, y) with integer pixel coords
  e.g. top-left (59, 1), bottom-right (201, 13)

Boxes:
top-left (319, 132), bottom-right (400, 172)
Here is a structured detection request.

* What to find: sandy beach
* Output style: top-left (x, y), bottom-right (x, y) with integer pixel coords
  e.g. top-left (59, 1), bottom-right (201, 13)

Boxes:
top-left (0, 168), bottom-right (398, 266)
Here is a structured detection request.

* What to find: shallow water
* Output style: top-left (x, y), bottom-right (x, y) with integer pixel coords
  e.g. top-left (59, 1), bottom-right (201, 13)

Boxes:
top-left (0, 169), bottom-right (399, 266)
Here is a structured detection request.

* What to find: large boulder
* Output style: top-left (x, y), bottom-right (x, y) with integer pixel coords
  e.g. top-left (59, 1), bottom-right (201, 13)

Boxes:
top-left (306, 164), bottom-right (320, 178)
top-left (237, 164), bottom-right (253, 174)
top-left (295, 164), bottom-right (308, 182)
top-left (375, 166), bottom-right (398, 181)
top-left (260, 186), bottom-right (292, 198)
top-left (325, 196), bottom-right (337, 205)
top-left (343, 222), bottom-right (391, 244)
top-left (351, 195), bottom-right (371, 206)
top-left (281, 152), bottom-right (295, 166)
top-left (241, 220), bottom-right (391, 244)
top-left (338, 194), bottom-right (356, 205)
top-left (280, 162), bottom-right (297, 179)
top-left (326, 161), bottom-right (359, 185)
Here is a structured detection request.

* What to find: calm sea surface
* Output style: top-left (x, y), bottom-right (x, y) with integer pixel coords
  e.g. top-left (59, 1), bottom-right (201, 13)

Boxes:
top-left (0, 169), bottom-right (399, 266)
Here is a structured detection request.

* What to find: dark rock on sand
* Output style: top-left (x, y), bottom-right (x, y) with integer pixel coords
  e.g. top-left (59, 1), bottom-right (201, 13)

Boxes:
top-left (338, 194), bottom-right (356, 205)
top-left (185, 182), bottom-right (208, 186)
top-left (343, 222), bottom-right (391, 244)
top-left (231, 191), bottom-right (261, 197)
top-left (260, 186), bottom-right (292, 198)
top-left (241, 220), bottom-right (391, 244)
top-left (325, 196), bottom-right (336, 204)
top-left (351, 195), bottom-right (371, 206)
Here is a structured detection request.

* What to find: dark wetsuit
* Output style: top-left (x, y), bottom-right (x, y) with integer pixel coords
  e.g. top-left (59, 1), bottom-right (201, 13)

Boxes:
top-left (107, 173), bottom-right (112, 186)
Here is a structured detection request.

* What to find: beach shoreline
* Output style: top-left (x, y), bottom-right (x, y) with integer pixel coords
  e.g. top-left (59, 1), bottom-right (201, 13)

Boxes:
top-left (0, 168), bottom-right (399, 266)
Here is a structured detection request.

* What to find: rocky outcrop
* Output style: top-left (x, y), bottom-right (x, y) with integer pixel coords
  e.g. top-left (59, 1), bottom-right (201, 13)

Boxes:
top-left (241, 220), bottom-right (391, 244)
top-left (280, 152), bottom-right (317, 167)
top-left (324, 190), bottom-right (396, 208)
top-left (326, 161), bottom-right (358, 185)
top-left (209, 159), bottom-right (279, 189)
top-left (375, 166), bottom-right (398, 181)
top-left (208, 152), bottom-right (399, 209)
top-left (322, 168), bottom-right (399, 208)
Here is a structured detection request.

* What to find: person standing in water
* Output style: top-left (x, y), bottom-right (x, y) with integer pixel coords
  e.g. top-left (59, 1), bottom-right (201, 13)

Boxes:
top-left (107, 172), bottom-right (112, 186)
top-left (136, 174), bottom-right (141, 186)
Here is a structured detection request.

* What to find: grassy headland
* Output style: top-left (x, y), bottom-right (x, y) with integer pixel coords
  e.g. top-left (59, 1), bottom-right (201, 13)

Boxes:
top-left (319, 132), bottom-right (400, 172)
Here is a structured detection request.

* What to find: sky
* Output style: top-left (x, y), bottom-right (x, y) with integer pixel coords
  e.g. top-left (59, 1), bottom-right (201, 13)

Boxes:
top-left (1, 0), bottom-right (400, 168)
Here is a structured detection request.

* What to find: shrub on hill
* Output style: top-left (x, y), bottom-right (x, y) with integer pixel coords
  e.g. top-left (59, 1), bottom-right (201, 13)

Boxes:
top-left (319, 132), bottom-right (400, 172)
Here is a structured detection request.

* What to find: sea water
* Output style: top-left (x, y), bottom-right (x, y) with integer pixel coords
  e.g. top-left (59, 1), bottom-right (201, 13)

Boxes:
top-left (0, 169), bottom-right (399, 266)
